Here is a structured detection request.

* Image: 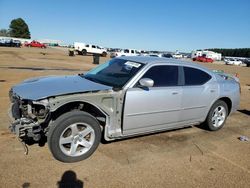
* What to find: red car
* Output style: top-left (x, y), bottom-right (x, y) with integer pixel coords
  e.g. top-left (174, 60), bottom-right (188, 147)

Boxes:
top-left (193, 56), bottom-right (213, 63)
top-left (25, 41), bottom-right (46, 48)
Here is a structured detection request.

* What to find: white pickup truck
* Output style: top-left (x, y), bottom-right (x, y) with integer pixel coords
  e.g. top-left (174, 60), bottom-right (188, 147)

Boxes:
top-left (110, 49), bottom-right (140, 58)
top-left (74, 42), bottom-right (107, 57)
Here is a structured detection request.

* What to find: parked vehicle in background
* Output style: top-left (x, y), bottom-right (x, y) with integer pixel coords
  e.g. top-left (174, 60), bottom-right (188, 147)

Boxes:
top-left (9, 56), bottom-right (240, 162)
top-left (224, 58), bottom-right (243, 66)
top-left (74, 42), bottom-right (107, 57)
top-left (109, 49), bottom-right (121, 58)
top-left (25, 40), bottom-right (46, 48)
top-left (192, 50), bottom-right (222, 61)
top-left (138, 50), bottom-right (149, 56)
top-left (0, 39), bottom-right (21, 47)
top-left (0, 39), bottom-right (5, 46)
top-left (12, 40), bottom-right (21, 47)
top-left (172, 53), bottom-right (183, 59)
top-left (242, 58), bottom-right (250, 67)
top-left (193, 56), bottom-right (213, 63)
top-left (162, 53), bottom-right (173, 58)
top-left (147, 53), bottom-right (162, 57)
top-left (110, 49), bottom-right (140, 58)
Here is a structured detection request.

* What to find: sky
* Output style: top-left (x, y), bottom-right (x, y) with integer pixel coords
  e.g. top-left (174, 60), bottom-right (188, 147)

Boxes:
top-left (0, 0), bottom-right (249, 52)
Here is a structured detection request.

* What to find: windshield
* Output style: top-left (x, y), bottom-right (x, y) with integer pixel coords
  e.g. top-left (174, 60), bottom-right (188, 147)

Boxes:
top-left (84, 58), bottom-right (144, 88)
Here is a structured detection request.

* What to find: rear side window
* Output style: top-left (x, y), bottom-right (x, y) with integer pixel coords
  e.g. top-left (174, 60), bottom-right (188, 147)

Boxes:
top-left (141, 65), bottom-right (179, 87)
top-left (184, 67), bottom-right (211, 85)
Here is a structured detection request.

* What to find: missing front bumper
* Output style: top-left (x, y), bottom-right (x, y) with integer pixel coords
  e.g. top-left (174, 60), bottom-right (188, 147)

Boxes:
top-left (9, 117), bottom-right (42, 141)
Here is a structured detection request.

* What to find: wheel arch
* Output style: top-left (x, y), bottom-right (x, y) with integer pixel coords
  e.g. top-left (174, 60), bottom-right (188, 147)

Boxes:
top-left (205, 96), bottom-right (232, 121)
top-left (217, 97), bottom-right (232, 115)
top-left (50, 100), bottom-right (109, 126)
top-left (82, 49), bottom-right (87, 54)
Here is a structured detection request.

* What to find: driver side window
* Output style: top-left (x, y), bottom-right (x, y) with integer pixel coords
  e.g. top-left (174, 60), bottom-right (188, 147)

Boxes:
top-left (139, 65), bottom-right (179, 87)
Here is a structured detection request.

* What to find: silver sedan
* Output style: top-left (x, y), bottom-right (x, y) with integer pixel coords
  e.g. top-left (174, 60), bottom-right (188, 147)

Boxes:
top-left (9, 56), bottom-right (240, 162)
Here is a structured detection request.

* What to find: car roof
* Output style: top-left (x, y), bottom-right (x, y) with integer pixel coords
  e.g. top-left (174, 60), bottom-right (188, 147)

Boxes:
top-left (118, 56), bottom-right (212, 72)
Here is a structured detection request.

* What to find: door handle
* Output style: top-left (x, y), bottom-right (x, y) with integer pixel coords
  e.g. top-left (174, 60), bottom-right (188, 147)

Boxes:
top-left (172, 92), bottom-right (179, 95)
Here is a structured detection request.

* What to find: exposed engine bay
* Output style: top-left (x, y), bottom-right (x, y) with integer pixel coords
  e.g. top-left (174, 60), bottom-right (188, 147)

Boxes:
top-left (9, 91), bottom-right (50, 144)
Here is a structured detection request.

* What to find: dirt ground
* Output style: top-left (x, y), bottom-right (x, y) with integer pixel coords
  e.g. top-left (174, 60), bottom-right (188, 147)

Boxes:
top-left (0, 47), bottom-right (249, 188)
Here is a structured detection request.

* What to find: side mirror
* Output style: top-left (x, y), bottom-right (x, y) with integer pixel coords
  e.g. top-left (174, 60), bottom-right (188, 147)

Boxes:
top-left (139, 78), bottom-right (154, 88)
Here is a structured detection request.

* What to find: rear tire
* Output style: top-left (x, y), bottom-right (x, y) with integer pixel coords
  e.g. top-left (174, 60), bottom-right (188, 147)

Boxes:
top-left (48, 111), bottom-right (101, 163)
top-left (82, 49), bottom-right (87, 56)
top-left (205, 100), bottom-right (228, 131)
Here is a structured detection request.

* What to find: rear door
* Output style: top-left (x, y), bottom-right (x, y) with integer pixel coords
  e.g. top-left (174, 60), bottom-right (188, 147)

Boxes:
top-left (123, 65), bottom-right (183, 135)
top-left (180, 66), bottom-right (218, 123)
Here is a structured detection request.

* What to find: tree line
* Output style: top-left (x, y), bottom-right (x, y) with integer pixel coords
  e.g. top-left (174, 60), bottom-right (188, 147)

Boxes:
top-left (207, 48), bottom-right (250, 58)
top-left (0, 18), bottom-right (31, 39)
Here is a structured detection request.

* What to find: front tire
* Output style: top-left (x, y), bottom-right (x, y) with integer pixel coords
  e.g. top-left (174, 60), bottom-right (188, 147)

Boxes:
top-left (102, 52), bottom-right (107, 57)
top-left (48, 111), bottom-right (101, 163)
top-left (205, 100), bottom-right (228, 131)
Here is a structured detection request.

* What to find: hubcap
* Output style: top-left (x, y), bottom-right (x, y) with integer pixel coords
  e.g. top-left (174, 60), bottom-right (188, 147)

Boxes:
top-left (59, 123), bottom-right (95, 157)
top-left (212, 106), bottom-right (226, 127)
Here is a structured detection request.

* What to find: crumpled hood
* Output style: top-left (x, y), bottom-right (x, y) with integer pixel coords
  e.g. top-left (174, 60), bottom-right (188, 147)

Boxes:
top-left (11, 75), bottom-right (112, 100)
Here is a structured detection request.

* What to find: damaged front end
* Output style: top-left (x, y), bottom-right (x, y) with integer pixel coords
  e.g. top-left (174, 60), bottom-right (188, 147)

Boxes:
top-left (9, 89), bottom-right (50, 144)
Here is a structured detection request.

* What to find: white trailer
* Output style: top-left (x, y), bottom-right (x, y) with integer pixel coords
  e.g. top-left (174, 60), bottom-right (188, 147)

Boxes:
top-left (191, 50), bottom-right (222, 61)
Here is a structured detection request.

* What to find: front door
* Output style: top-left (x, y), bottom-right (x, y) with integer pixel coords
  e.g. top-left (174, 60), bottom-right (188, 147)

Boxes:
top-left (122, 65), bottom-right (182, 135)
